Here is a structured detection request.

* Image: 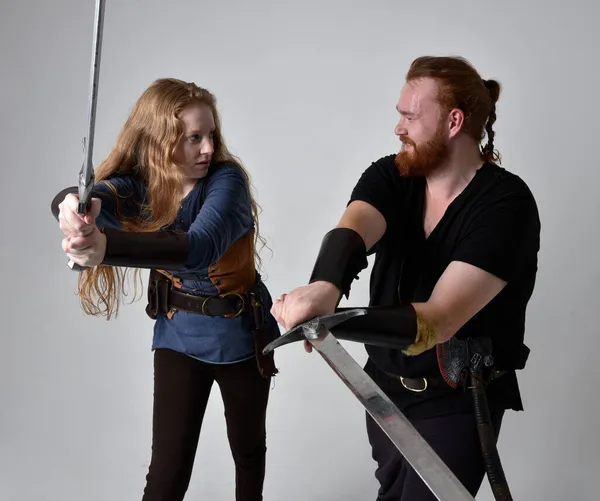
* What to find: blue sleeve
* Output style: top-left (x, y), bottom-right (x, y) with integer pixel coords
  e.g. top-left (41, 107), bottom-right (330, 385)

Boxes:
top-left (91, 176), bottom-right (143, 230)
top-left (182, 164), bottom-right (254, 272)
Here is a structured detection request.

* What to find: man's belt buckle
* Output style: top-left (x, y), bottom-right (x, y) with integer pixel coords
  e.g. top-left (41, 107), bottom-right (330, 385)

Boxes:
top-left (400, 376), bottom-right (428, 393)
top-left (201, 293), bottom-right (246, 318)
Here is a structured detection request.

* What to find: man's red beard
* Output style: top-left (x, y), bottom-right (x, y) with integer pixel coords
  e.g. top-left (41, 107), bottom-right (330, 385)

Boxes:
top-left (395, 121), bottom-right (449, 177)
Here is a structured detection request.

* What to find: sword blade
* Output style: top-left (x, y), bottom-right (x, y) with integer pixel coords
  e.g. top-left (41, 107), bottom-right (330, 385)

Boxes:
top-left (69, 0), bottom-right (105, 272)
top-left (78, 0), bottom-right (105, 214)
top-left (309, 328), bottom-right (476, 501)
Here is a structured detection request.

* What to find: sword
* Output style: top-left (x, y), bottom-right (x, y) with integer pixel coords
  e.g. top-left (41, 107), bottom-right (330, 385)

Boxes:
top-left (263, 309), bottom-right (476, 501)
top-left (68, 0), bottom-right (106, 272)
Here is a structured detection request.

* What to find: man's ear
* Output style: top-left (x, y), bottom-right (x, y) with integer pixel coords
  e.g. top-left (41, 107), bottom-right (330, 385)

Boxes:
top-left (448, 108), bottom-right (465, 139)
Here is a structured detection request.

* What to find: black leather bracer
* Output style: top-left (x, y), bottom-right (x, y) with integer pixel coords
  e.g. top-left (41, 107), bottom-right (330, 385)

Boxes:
top-left (309, 227), bottom-right (368, 298)
top-left (330, 304), bottom-right (419, 350)
top-left (101, 227), bottom-right (189, 269)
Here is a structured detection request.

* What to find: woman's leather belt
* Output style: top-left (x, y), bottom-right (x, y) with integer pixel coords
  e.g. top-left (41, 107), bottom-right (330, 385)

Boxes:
top-left (145, 269), bottom-right (247, 319)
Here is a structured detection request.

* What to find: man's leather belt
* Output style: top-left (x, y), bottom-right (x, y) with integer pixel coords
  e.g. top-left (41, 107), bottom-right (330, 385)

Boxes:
top-left (385, 372), bottom-right (450, 393)
top-left (385, 368), bottom-right (508, 393)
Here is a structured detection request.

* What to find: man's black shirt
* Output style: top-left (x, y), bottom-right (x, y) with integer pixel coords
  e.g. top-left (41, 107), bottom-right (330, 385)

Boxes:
top-left (348, 154), bottom-right (541, 417)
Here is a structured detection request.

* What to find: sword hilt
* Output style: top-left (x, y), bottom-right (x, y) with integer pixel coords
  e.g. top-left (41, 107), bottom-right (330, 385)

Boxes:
top-left (77, 197), bottom-right (92, 216)
top-left (263, 308), bottom-right (367, 355)
top-left (68, 177), bottom-right (94, 272)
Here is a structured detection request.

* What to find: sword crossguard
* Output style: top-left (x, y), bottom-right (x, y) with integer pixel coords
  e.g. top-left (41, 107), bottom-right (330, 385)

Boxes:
top-left (262, 308), bottom-right (367, 355)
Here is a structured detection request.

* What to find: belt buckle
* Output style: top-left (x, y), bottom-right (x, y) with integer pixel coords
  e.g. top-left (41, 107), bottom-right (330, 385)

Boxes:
top-left (400, 376), bottom-right (428, 393)
top-left (226, 293), bottom-right (246, 318)
top-left (202, 293), bottom-right (246, 318)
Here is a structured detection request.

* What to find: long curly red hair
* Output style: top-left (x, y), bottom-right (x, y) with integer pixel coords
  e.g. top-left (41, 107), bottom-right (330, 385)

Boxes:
top-left (78, 78), bottom-right (266, 319)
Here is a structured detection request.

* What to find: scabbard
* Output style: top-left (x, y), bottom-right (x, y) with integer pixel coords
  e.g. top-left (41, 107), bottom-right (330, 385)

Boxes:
top-left (470, 366), bottom-right (514, 501)
top-left (441, 337), bottom-right (515, 501)
top-left (248, 289), bottom-right (279, 379)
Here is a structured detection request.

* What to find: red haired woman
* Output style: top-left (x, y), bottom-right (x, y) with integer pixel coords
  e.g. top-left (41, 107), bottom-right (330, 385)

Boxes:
top-left (51, 78), bottom-right (280, 501)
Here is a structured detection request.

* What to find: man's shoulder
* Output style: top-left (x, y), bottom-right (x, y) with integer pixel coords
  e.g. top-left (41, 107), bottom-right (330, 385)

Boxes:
top-left (466, 163), bottom-right (541, 237)
top-left (483, 163), bottom-right (535, 196)
top-left (363, 153), bottom-right (398, 176)
top-left (355, 153), bottom-right (414, 188)
top-left (476, 163), bottom-right (538, 209)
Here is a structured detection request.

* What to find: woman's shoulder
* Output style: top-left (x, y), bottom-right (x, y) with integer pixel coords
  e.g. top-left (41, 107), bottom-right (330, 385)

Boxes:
top-left (207, 161), bottom-right (247, 182)
top-left (202, 161), bottom-right (250, 200)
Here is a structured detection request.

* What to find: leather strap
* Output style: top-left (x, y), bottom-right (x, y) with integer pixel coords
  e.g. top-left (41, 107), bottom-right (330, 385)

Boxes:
top-left (146, 270), bottom-right (247, 319)
top-left (168, 287), bottom-right (247, 317)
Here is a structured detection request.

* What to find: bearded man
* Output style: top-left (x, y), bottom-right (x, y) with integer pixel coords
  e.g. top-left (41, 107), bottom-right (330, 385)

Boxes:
top-left (271, 55), bottom-right (541, 501)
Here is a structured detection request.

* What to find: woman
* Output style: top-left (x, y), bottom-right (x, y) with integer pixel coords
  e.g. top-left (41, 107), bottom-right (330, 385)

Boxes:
top-left (50, 78), bottom-right (280, 501)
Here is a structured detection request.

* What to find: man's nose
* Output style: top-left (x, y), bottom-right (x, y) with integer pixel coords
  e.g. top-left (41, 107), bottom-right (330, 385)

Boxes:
top-left (394, 120), bottom-right (407, 136)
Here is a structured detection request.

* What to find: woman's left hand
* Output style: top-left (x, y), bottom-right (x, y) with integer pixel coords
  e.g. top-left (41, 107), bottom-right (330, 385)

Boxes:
top-left (62, 227), bottom-right (107, 268)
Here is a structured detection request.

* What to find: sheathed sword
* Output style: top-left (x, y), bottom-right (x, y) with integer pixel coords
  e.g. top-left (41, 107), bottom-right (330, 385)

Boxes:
top-left (263, 309), bottom-right (476, 501)
top-left (68, 0), bottom-right (106, 272)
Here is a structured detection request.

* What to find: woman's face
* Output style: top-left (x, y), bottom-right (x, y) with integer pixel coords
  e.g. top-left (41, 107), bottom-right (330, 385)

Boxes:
top-left (173, 102), bottom-right (216, 182)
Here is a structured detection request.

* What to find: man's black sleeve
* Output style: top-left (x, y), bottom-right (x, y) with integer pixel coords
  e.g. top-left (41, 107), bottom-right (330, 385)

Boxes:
top-left (347, 154), bottom-right (398, 231)
top-left (452, 177), bottom-right (541, 282)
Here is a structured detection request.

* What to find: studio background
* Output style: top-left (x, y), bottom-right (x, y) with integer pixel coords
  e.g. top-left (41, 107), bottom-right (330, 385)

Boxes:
top-left (1, 0), bottom-right (598, 499)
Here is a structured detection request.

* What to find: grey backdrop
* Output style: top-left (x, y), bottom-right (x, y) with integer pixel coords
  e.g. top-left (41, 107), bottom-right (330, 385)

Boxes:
top-left (1, 0), bottom-right (598, 499)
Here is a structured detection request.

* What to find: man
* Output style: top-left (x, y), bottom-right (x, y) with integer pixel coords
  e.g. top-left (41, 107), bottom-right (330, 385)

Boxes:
top-left (271, 56), bottom-right (540, 500)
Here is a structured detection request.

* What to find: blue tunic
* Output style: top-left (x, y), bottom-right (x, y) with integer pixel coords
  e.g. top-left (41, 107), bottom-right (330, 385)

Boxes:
top-left (90, 162), bottom-right (280, 364)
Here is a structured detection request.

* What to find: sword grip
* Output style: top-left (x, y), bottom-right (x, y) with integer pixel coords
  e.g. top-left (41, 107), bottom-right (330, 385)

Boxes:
top-left (76, 197), bottom-right (92, 216)
top-left (69, 196), bottom-right (93, 271)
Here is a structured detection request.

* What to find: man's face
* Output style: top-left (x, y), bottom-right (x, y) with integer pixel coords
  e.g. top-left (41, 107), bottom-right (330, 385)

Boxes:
top-left (394, 77), bottom-right (449, 177)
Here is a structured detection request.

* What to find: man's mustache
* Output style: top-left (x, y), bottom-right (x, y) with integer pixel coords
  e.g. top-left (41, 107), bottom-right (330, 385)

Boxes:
top-left (399, 135), bottom-right (416, 148)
